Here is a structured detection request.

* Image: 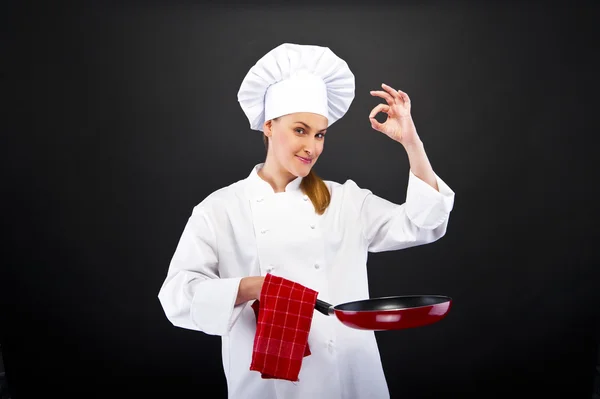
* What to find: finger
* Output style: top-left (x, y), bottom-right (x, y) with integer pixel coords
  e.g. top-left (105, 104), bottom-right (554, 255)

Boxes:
top-left (369, 103), bottom-right (390, 119)
top-left (370, 90), bottom-right (395, 106)
top-left (369, 104), bottom-right (389, 132)
top-left (396, 89), bottom-right (411, 104)
top-left (370, 117), bottom-right (385, 132)
top-left (381, 83), bottom-right (402, 101)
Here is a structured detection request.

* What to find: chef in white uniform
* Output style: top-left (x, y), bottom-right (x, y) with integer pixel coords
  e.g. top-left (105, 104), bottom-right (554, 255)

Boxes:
top-left (158, 43), bottom-right (455, 398)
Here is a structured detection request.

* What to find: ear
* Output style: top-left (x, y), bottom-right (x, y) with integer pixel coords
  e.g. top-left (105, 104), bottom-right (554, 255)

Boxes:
top-left (263, 120), bottom-right (273, 137)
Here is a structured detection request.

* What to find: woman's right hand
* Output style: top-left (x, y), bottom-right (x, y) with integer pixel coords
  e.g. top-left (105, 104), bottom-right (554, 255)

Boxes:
top-left (235, 276), bottom-right (265, 305)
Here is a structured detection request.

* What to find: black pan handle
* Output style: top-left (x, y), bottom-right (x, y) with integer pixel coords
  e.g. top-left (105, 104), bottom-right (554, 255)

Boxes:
top-left (315, 299), bottom-right (334, 316)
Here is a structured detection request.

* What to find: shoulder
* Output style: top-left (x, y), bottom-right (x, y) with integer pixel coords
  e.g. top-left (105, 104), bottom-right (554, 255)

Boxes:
top-left (325, 178), bottom-right (372, 198)
top-left (323, 178), bottom-right (373, 212)
top-left (191, 179), bottom-right (247, 217)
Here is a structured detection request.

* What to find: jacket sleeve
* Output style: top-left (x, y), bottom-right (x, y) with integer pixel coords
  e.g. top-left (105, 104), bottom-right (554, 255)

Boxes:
top-left (351, 170), bottom-right (455, 253)
top-left (157, 206), bottom-right (244, 336)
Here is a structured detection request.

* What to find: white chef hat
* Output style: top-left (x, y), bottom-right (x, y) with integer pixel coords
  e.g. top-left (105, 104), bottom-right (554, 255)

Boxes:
top-left (237, 43), bottom-right (355, 132)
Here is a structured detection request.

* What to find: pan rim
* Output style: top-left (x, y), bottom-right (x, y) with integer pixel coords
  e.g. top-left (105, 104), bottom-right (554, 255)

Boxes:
top-left (333, 295), bottom-right (452, 313)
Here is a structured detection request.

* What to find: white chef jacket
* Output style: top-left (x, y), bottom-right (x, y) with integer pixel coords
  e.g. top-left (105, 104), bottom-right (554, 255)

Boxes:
top-left (158, 163), bottom-right (455, 399)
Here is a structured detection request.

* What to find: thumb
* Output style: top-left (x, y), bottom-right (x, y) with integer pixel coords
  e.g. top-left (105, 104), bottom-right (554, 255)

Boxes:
top-left (370, 117), bottom-right (385, 132)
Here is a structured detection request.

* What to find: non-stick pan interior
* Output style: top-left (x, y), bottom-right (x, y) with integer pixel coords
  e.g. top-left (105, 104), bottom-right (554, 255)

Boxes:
top-left (336, 295), bottom-right (451, 312)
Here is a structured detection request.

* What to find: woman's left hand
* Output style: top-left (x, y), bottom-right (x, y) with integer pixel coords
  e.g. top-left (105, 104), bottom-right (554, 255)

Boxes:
top-left (369, 83), bottom-right (420, 146)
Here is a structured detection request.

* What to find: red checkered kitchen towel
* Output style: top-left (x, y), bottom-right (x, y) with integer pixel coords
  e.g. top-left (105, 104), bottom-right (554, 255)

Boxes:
top-left (250, 273), bottom-right (318, 382)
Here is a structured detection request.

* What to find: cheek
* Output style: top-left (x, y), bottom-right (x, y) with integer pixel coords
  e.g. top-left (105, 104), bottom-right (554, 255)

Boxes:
top-left (278, 135), bottom-right (299, 153)
top-left (316, 142), bottom-right (325, 156)
top-left (272, 134), bottom-right (294, 159)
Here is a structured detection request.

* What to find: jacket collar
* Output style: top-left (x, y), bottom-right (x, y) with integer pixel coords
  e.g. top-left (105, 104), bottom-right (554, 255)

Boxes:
top-left (244, 163), bottom-right (303, 200)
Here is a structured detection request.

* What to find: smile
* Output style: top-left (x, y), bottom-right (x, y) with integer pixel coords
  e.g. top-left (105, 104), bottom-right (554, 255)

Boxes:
top-left (296, 156), bottom-right (312, 164)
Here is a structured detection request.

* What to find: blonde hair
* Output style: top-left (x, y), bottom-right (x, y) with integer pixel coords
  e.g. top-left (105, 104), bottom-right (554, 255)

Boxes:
top-left (262, 128), bottom-right (331, 215)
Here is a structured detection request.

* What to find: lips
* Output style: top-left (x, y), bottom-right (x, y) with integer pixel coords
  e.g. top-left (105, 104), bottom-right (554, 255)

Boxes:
top-left (296, 156), bottom-right (312, 164)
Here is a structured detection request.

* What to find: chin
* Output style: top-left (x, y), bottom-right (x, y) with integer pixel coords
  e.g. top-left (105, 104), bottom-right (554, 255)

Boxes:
top-left (287, 156), bottom-right (317, 178)
top-left (296, 168), bottom-right (312, 178)
top-left (287, 164), bottom-right (312, 178)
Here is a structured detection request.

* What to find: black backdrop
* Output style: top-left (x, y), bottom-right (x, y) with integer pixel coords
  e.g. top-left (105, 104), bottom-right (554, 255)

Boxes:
top-left (3, 1), bottom-right (600, 398)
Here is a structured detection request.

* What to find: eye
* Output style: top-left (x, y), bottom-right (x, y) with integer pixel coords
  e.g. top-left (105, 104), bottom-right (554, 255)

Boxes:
top-left (294, 128), bottom-right (305, 134)
top-left (316, 133), bottom-right (325, 139)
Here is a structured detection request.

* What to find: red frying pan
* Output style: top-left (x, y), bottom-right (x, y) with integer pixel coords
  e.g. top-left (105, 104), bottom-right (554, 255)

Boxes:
top-left (314, 295), bottom-right (452, 331)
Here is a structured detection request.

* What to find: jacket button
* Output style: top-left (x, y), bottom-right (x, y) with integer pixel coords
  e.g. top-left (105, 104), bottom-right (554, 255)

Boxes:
top-left (310, 224), bottom-right (315, 229)
top-left (261, 229), bottom-right (267, 234)
top-left (266, 266), bottom-right (273, 273)
top-left (256, 197), bottom-right (264, 202)
top-left (328, 340), bottom-right (334, 353)
top-left (303, 195), bottom-right (309, 201)
top-left (314, 264), bottom-right (320, 269)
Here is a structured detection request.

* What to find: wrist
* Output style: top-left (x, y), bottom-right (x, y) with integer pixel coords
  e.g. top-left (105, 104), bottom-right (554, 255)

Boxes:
top-left (239, 276), bottom-right (264, 302)
top-left (402, 138), bottom-right (424, 153)
top-left (252, 276), bottom-right (264, 300)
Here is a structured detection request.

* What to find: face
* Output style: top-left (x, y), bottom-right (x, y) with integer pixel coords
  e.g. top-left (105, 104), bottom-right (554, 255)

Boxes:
top-left (263, 112), bottom-right (328, 178)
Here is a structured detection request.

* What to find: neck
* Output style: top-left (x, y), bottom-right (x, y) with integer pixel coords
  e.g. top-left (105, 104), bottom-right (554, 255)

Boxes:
top-left (258, 154), bottom-right (298, 193)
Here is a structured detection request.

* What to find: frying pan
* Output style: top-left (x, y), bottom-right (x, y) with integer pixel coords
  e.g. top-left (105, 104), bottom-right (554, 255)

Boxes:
top-left (314, 295), bottom-right (452, 331)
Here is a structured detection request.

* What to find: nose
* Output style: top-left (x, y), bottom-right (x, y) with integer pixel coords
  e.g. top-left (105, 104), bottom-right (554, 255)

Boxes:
top-left (303, 136), bottom-right (321, 158)
top-left (304, 142), bottom-right (317, 157)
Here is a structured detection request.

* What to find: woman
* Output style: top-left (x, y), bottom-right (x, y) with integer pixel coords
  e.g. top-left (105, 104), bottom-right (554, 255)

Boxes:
top-left (158, 43), bottom-right (455, 398)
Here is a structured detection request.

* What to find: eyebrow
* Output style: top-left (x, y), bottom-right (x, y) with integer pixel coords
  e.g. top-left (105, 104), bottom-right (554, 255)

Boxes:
top-left (295, 121), bottom-right (327, 133)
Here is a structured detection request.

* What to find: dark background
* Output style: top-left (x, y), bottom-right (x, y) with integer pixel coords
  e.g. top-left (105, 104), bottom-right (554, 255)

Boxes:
top-left (3, 1), bottom-right (600, 398)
